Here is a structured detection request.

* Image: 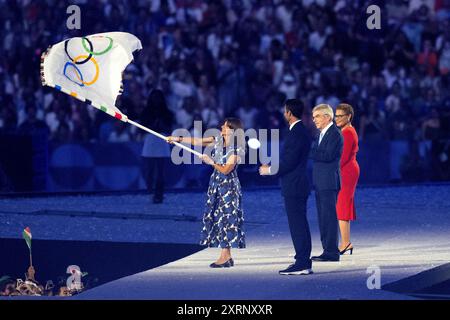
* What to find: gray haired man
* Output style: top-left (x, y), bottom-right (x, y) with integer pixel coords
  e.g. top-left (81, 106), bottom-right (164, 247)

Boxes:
top-left (310, 104), bottom-right (343, 261)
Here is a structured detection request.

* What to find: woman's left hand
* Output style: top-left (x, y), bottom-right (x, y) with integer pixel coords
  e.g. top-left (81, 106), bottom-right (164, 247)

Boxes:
top-left (199, 154), bottom-right (215, 165)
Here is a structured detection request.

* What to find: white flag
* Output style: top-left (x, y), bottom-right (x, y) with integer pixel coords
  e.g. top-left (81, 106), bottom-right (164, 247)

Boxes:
top-left (41, 32), bottom-right (142, 120)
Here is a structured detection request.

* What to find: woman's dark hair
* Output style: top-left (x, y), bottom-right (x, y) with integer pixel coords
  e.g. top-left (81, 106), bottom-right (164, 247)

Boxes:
top-left (284, 99), bottom-right (304, 119)
top-left (223, 117), bottom-right (246, 153)
top-left (336, 103), bottom-right (355, 122)
top-left (141, 89), bottom-right (174, 134)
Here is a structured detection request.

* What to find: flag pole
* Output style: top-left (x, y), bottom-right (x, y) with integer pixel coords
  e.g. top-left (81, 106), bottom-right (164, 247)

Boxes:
top-left (41, 37), bottom-right (203, 159)
top-left (42, 72), bottom-right (203, 157)
top-left (29, 251), bottom-right (33, 267)
top-left (43, 85), bottom-right (204, 158)
top-left (127, 119), bottom-right (203, 157)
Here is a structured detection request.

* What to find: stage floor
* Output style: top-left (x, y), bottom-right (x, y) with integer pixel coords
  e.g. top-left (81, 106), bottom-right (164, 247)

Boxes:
top-left (1, 184), bottom-right (450, 299)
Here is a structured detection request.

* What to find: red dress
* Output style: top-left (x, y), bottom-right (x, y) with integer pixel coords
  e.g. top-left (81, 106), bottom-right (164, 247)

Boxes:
top-left (336, 126), bottom-right (360, 221)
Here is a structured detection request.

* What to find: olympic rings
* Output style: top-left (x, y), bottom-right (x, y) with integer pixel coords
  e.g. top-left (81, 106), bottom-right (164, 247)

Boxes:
top-left (72, 55), bottom-right (99, 86)
top-left (82, 36), bottom-right (113, 56)
top-left (63, 62), bottom-right (85, 87)
top-left (63, 35), bottom-right (111, 86)
top-left (64, 37), bottom-right (93, 65)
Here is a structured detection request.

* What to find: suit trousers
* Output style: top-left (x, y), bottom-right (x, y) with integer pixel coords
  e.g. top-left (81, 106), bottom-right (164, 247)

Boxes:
top-left (283, 196), bottom-right (312, 269)
top-left (315, 190), bottom-right (339, 258)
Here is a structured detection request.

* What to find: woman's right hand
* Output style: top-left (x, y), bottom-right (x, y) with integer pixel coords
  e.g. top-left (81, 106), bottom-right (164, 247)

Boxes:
top-left (167, 136), bottom-right (181, 144)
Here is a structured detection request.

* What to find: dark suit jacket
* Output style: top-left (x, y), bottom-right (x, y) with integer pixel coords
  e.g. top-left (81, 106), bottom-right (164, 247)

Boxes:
top-left (310, 124), bottom-right (343, 191)
top-left (273, 121), bottom-right (311, 198)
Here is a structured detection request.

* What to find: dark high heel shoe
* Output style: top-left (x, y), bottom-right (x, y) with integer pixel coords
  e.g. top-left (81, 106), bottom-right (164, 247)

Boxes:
top-left (339, 243), bottom-right (353, 255)
top-left (209, 258), bottom-right (234, 268)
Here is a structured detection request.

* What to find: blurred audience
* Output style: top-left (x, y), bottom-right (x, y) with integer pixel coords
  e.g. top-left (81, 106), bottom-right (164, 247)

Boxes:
top-left (0, 265), bottom-right (91, 297)
top-left (0, 0), bottom-right (449, 181)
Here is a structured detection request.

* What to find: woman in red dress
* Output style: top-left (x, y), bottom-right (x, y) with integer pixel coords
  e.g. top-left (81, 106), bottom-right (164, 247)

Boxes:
top-left (335, 104), bottom-right (360, 255)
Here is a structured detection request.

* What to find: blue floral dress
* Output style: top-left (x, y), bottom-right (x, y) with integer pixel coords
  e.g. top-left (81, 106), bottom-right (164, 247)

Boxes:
top-left (200, 136), bottom-right (245, 249)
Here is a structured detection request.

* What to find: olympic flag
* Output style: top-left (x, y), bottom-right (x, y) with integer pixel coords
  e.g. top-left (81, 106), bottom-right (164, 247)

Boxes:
top-left (41, 32), bottom-right (142, 121)
top-left (41, 32), bottom-right (202, 156)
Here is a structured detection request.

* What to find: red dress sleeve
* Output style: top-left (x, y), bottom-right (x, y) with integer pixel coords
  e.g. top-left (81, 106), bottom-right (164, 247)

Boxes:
top-left (340, 128), bottom-right (355, 168)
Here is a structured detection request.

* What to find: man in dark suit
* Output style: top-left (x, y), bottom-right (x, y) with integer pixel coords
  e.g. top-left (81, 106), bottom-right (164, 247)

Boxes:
top-left (259, 99), bottom-right (313, 275)
top-left (310, 104), bottom-right (343, 262)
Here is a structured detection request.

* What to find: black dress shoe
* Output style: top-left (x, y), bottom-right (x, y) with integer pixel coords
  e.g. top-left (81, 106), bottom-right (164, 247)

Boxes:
top-left (279, 264), bottom-right (313, 275)
top-left (311, 254), bottom-right (339, 262)
top-left (210, 259), bottom-right (234, 268)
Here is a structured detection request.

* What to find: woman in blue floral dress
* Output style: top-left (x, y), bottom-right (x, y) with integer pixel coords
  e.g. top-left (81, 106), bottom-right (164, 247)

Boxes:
top-left (168, 118), bottom-right (245, 268)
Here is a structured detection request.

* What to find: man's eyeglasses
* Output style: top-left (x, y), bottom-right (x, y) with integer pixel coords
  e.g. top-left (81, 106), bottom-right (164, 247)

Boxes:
top-left (335, 114), bottom-right (349, 118)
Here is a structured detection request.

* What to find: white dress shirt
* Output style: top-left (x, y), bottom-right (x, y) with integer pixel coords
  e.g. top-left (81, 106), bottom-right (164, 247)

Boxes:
top-left (289, 119), bottom-right (301, 131)
top-left (319, 121), bottom-right (333, 145)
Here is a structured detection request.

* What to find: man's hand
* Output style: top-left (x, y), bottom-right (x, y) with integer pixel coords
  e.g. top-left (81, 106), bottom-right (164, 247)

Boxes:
top-left (259, 165), bottom-right (271, 176)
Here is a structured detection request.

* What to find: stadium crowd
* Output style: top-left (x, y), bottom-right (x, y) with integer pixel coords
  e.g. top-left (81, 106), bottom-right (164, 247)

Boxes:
top-left (0, 0), bottom-right (449, 181)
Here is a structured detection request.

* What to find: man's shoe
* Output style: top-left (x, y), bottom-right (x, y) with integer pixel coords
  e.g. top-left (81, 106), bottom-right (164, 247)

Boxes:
top-left (311, 254), bottom-right (339, 262)
top-left (279, 264), bottom-right (313, 275)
